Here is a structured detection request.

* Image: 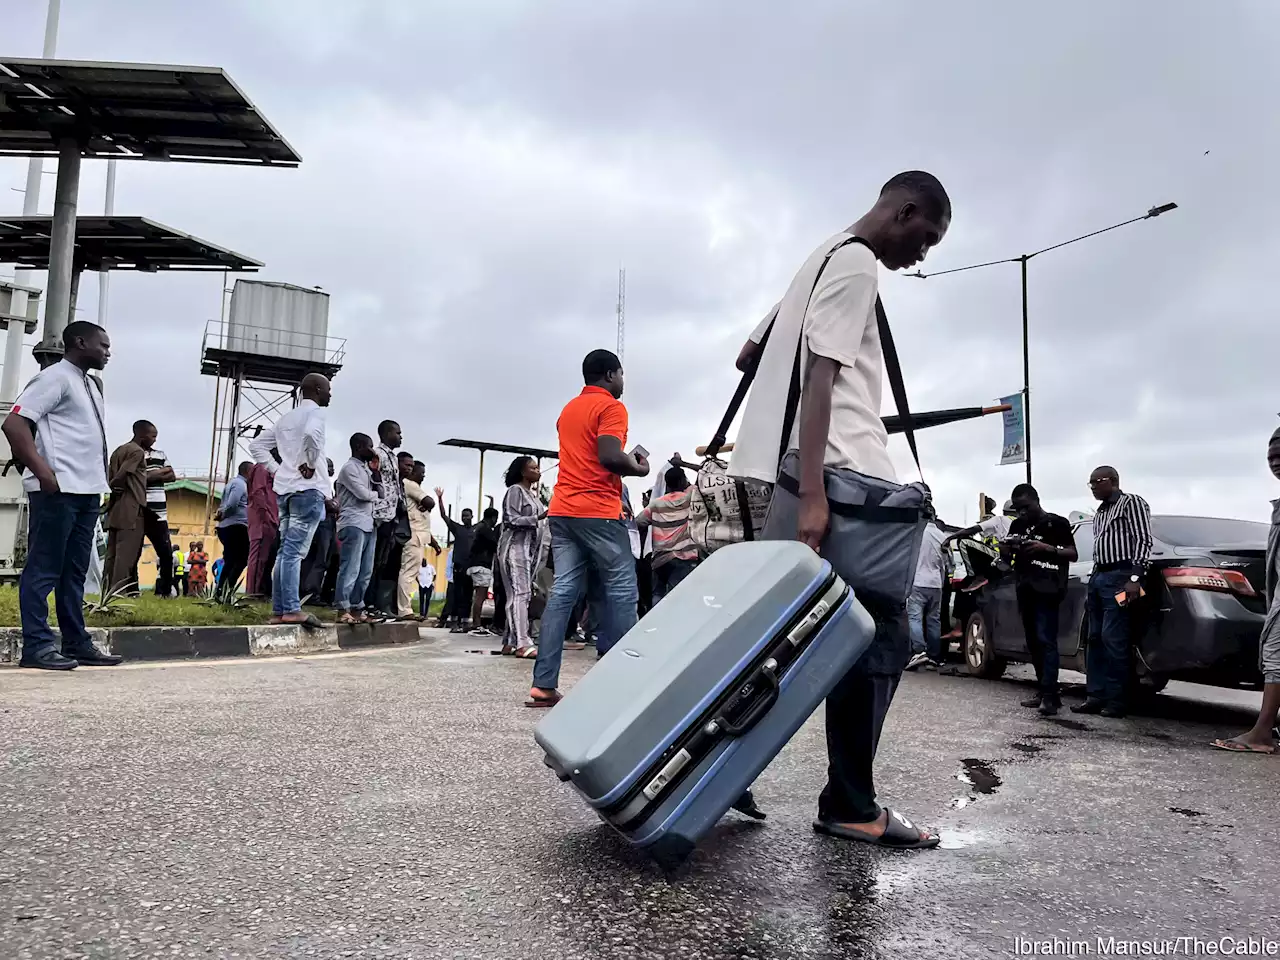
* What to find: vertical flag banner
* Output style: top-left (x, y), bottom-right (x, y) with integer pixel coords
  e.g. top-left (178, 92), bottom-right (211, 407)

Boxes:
top-left (999, 393), bottom-right (1026, 465)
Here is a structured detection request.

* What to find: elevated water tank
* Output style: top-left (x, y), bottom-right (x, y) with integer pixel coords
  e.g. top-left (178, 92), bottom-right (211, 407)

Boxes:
top-left (226, 280), bottom-right (330, 365)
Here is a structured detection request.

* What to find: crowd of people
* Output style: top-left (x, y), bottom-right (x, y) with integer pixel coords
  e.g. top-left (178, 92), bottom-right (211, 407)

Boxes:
top-left (6, 169), bottom-right (1277, 856)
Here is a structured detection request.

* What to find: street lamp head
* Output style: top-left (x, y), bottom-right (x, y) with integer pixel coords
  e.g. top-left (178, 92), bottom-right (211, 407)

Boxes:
top-left (1147, 202), bottom-right (1178, 218)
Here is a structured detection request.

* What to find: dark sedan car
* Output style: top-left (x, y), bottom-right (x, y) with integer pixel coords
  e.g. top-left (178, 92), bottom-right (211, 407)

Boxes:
top-left (960, 514), bottom-right (1270, 694)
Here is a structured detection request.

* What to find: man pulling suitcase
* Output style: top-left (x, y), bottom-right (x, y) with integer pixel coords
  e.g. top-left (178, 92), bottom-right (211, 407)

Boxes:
top-left (729, 171), bottom-right (953, 850)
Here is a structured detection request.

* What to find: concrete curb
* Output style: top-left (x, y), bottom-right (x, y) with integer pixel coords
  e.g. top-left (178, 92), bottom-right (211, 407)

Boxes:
top-left (0, 621), bottom-right (427, 665)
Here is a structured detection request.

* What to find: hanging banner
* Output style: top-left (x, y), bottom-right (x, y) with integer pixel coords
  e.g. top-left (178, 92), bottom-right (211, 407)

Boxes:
top-left (999, 392), bottom-right (1027, 465)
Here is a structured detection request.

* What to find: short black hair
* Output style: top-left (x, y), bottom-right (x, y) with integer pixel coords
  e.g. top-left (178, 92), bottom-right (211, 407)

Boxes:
top-left (582, 349), bottom-right (622, 384)
top-left (413, 460), bottom-right (425, 470)
top-left (377, 420), bottom-right (400, 440)
top-left (397, 450), bottom-right (413, 461)
top-left (483, 507), bottom-right (499, 521)
top-left (880, 170), bottom-right (951, 223)
top-left (1010, 483), bottom-right (1039, 501)
top-left (664, 464), bottom-right (690, 492)
top-left (349, 431), bottom-right (372, 454)
top-left (132, 419), bottom-right (155, 434)
top-left (1093, 465), bottom-right (1120, 482)
top-left (63, 320), bottom-right (105, 350)
top-left (238, 461), bottom-right (253, 476)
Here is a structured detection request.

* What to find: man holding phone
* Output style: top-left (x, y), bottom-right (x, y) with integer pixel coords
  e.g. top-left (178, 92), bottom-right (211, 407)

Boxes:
top-left (527, 349), bottom-right (649, 707)
top-left (1075, 465), bottom-right (1152, 718)
top-left (1002, 483), bottom-right (1077, 715)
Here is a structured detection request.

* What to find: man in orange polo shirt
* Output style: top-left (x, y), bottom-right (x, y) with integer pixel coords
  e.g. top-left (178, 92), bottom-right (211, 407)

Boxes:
top-left (528, 349), bottom-right (650, 706)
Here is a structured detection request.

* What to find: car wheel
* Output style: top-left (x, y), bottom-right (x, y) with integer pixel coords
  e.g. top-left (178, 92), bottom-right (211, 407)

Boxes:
top-left (1134, 670), bottom-right (1169, 697)
top-left (964, 611), bottom-right (1007, 679)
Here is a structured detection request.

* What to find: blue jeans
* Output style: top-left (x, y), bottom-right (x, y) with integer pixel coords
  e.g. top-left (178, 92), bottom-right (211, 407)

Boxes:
top-left (1018, 586), bottom-right (1062, 700)
top-left (652, 556), bottom-right (698, 603)
top-left (907, 586), bottom-right (943, 660)
top-left (272, 490), bottom-right (325, 616)
top-left (335, 526), bottom-right (377, 612)
top-left (532, 517), bottom-right (638, 690)
top-left (1086, 569), bottom-right (1132, 709)
top-left (20, 492), bottom-right (100, 658)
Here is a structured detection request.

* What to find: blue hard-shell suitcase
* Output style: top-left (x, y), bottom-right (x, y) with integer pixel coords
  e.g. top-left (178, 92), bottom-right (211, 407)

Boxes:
top-left (535, 540), bottom-right (877, 869)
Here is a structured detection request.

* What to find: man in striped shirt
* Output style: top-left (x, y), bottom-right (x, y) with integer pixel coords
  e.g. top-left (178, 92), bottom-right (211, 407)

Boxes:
top-left (636, 461), bottom-right (700, 603)
top-left (1073, 465), bottom-right (1153, 718)
top-left (139, 424), bottom-right (177, 597)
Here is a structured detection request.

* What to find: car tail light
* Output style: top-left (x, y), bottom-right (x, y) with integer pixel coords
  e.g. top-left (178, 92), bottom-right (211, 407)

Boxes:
top-left (1162, 566), bottom-right (1257, 597)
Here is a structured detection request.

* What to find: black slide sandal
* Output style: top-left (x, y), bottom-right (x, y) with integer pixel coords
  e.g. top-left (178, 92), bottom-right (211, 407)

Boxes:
top-left (813, 808), bottom-right (940, 849)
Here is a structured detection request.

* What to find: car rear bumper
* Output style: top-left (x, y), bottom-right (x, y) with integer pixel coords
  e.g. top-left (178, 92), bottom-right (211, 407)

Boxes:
top-left (1138, 589), bottom-right (1263, 684)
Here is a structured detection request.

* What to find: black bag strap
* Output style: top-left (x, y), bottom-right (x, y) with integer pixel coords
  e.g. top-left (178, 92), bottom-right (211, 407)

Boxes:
top-left (733, 478), bottom-right (756, 541)
top-left (774, 472), bottom-right (919, 524)
top-left (874, 296), bottom-right (921, 478)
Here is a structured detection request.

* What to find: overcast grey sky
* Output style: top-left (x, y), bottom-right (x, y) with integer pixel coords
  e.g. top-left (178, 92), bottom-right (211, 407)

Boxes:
top-left (4, 0), bottom-right (1278, 532)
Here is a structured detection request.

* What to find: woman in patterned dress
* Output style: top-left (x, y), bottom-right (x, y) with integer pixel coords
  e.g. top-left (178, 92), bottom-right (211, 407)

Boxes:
top-left (497, 457), bottom-right (548, 657)
top-left (188, 540), bottom-right (210, 593)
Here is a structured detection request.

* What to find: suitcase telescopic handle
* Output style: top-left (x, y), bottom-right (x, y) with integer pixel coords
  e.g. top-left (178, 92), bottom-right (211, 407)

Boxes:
top-left (715, 660), bottom-right (780, 737)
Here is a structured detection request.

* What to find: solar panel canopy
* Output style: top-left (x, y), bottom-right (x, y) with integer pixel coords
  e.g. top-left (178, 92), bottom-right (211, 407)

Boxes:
top-left (0, 58), bottom-right (300, 165)
top-left (0, 216), bottom-right (262, 271)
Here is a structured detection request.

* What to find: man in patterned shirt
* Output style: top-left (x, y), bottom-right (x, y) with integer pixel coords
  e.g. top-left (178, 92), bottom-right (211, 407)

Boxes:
top-left (138, 421), bottom-right (177, 596)
top-left (365, 419), bottom-right (405, 616)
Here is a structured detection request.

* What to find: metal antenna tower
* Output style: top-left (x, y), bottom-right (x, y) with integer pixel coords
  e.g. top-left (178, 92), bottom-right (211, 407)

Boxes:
top-left (615, 266), bottom-right (626, 362)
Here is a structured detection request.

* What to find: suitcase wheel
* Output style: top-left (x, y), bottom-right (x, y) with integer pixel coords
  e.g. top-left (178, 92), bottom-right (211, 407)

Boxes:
top-left (542, 754), bottom-right (572, 782)
top-left (648, 835), bottom-right (695, 874)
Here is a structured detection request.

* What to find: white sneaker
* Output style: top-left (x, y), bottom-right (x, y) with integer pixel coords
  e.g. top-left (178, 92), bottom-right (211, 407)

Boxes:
top-left (905, 652), bottom-right (930, 672)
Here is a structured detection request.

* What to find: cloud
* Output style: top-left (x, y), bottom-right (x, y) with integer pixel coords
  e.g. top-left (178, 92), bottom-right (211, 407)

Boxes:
top-left (3, 0), bottom-right (1278, 534)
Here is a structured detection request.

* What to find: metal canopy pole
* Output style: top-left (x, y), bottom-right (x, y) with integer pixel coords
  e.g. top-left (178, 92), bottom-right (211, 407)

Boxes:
top-left (476, 449), bottom-right (486, 515)
top-left (36, 137), bottom-right (82, 359)
top-left (0, 0), bottom-right (61, 402)
top-left (97, 160), bottom-right (117, 327)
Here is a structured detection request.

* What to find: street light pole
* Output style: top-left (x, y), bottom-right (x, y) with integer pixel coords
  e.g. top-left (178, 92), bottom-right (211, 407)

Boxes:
top-left (1020, 255), bottom-right (1030, 485)
top-left (909, 202), bottom-right (1178, 484)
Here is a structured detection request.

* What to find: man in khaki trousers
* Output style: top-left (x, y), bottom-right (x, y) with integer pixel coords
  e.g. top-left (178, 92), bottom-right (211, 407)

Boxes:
top-left (399, 460), bottom-right (437, 618)
top-left (104, 432), bottom-right (148, 593)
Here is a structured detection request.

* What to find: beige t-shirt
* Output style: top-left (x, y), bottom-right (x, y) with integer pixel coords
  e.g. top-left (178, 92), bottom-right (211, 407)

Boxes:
top-left (729, 234), bottom-right (896, 485)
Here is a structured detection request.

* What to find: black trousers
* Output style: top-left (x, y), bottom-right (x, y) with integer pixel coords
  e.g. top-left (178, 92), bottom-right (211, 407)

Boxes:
top-left (447, 571), bottom-right (474, 623)
top-left (144, 509), bottom-right (174, 597)
top-left (491, 564), bottom-right (507, 632)
top-left (215, 524), bottom-right (250, 598)
top-left (300, 517), bottom-right (335, 602)
top-left (1017, 586), bottom-right (1063, 701)
top-left (816, 607), bottom-right (907, 824)
top-left (363, 521), bottom-right (398, 612)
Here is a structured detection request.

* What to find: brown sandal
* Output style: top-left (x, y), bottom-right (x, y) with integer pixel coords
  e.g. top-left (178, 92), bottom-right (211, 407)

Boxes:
top-left (525, 691), bottom-right (562, 709)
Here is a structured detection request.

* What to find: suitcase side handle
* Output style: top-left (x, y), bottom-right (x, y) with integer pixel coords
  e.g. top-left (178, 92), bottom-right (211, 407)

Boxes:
top-left (714, 659), bottom-right (780, 737)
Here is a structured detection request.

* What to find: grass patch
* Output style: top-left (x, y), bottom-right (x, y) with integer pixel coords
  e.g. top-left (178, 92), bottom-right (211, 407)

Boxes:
top-left (0, 587), bottom-right (448, 628)
top-left (0, 587), bottom-right (343, 629)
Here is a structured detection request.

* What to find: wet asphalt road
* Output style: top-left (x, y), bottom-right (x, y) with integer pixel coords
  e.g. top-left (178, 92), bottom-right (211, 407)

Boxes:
top-left (1, 635), bottom-right (1277, 960)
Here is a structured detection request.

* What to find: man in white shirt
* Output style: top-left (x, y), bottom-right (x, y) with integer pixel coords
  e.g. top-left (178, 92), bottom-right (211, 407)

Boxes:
top-left (249, 373), bottom-right (333, 625)
top-left (2, 321), bottom-right (123, 669)
top-left (730, 172), bottom-right (951, 849)
top-left (906, 516), bottom-right (953, 670)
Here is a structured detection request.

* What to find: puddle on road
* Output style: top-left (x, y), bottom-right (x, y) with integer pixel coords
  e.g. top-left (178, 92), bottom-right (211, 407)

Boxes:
top-left (1169, 807), bottom-right (1204, 818)
top-left (1144, 732), bottom-right (1174, 742)
top-left (956, 758), bottom-right (1002, 794)
top-left (1009, 741), bottom-right (1042, 755)
top-left (938, 830), bottom-right (979, 850)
